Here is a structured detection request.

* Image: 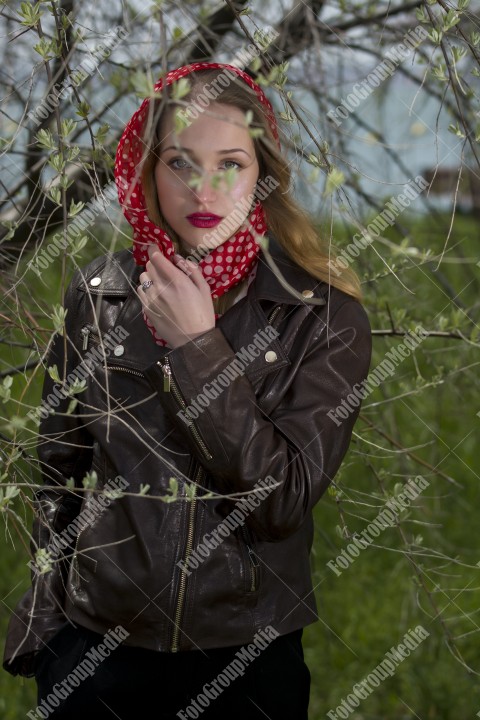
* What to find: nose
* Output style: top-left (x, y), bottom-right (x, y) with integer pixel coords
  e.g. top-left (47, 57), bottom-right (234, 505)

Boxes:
top-left (192, 170), bottom-right (218, 204)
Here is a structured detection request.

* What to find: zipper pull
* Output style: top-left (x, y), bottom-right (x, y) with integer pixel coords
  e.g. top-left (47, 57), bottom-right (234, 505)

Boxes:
top-left (159, 359), bottom-right (171, 392)
top-left (81, 327), bottom-right (90, 351)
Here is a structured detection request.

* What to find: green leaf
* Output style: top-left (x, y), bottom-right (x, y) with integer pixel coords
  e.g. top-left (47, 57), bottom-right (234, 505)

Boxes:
top-left (0, 376), bottom-right (12, 404)
top-left (130, 71), bottom-right (161, 99)
top-left (94, 123), bottom-right (110, 145)
top-left (68, 378), bottom-right (87, 396)
top-left (325, 167), bottom-right (345, 195)
top-left (60, 118), bottom-right (77, 138)
top-left (415, 7), bottom-right (429, 23)
top-left (170, 77), bottom-right (191, 101)
top-left (32, 548), bottom-right (53, 575)
top-left (18, 1), bottom-right (43, 27)
top-left (432, 64), bottom-right (448, 82)
top-left (173, 107), bottom-right (190, 134)
top-left (33, 38), bottom-right (54, 60)
top-left (451, 46), bottom-right (467, 63)
top-left (49, 187), bottom-right (62, 205)
top-left (70, 235), bottom-right (88, 257)
top-left (47, 365), bottom-right (61, 383)
top-left (48, 152), bottom-right (66, 174)
top-left (447, 122), bottom-right (465, 138)
top-left (428, 29), bottom-right (444, 44)
top-left (255, 235), bottom-right (269, 251)
top-left (68, 200), bottom-right (85, 217)
top-left (223, 167), bottom-right (238, 191)
top-left (249, 56), bottom-right (262, 73)
top-left (443, 9), bottom-right (460, 31)
top-left (51, 305), bottom-right (68, 335)
top-left (471, 31), bottom-right (480, 46)
top-left (35, 129), bottom-right (56, 151)
top-left (185, 483), bottom-right (196, 501)
top-left (82, 470), bottom-right (98, 490)
top-left (188, 173), bottom-right (202, 191)
top-left (162, 477), bottom-right (179, 503)
top-left (172, 26), bottom-right (183, 41)
top-left (75, 100), bottom-right (90, 119)
top-left (66, 145), bottom-right (80, 162)
top-left (66, 398), bottom-right (78, 415)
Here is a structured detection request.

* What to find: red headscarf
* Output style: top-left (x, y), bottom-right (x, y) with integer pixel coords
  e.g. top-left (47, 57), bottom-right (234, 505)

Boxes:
top-left (114, 62), bottom-right (280, 347)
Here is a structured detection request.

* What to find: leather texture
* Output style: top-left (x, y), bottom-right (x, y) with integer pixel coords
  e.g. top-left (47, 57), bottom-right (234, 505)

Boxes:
top-left (3, 236), bottom-right (372, 677)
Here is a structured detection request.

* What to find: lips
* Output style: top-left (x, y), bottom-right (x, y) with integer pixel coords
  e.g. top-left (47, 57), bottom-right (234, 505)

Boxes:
top-left (186, 213), bottom-right (223, 228)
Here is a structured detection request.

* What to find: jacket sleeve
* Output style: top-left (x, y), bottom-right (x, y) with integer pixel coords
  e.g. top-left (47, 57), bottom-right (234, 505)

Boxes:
top-left (3, 272), bottom-right (92, 677)
top-left (144, 297), bottom-right (372, 541)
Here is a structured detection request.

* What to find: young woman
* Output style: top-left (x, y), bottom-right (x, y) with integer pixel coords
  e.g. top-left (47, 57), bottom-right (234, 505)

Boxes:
top-left (4, 63), bottom-right (372, 719)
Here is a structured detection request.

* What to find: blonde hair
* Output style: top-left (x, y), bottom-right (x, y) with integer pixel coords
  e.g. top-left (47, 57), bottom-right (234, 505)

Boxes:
top-left (141, 68), bottom-right (362, 315)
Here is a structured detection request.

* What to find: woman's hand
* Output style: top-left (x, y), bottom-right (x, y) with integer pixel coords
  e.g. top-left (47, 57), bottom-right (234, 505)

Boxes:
top-left (137, 245), bottom-right (216, 349)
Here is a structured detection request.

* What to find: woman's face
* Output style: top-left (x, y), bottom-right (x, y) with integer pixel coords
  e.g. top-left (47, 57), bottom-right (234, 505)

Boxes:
top-left (154, 102), bottom-right (260, 254)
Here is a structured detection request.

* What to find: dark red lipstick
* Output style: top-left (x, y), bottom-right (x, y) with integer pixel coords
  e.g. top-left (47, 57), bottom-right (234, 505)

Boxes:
top-left (186, 213), bottom-right (223, 228)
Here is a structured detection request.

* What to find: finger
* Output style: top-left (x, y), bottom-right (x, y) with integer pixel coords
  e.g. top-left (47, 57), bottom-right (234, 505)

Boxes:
top-left (172, 254), bottom-right (199, 277)
top-left (172, 255), bottom-right (211, 294)
top-left (147, 245), bottom-right (177, 274)
top-left (138, 272), bottom-right (156, 293)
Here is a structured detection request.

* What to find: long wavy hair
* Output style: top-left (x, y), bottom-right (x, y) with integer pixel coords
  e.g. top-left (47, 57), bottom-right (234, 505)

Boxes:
top-left (141, 68), bottom-right (362, 314)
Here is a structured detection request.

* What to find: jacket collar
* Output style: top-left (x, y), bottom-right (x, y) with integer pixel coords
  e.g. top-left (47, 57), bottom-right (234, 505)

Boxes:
top-left (251, 235), bottom-right (328, 305)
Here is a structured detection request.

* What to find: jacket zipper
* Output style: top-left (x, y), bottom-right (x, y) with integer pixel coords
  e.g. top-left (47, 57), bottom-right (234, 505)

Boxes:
top-left (160, 357), bottom-right (213, 461)
top-left (171, 462), bottom-right (206, 652)
top-left (108, 366), bottom-right (144, 378)
top-left (81, 324), bottom-right (100, 351)
top-left (267, 305), bottom-right (282, 328)
top-left (173, 305), bottom-right (282, 646)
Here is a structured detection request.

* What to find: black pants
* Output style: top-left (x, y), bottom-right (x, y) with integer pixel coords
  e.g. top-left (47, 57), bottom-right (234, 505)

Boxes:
top-left (33, 622), bottom-right (310, 719)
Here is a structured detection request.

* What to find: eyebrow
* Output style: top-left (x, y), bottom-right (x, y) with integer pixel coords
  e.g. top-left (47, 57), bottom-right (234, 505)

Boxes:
top-left (161, 146), bottom-right (251, 157)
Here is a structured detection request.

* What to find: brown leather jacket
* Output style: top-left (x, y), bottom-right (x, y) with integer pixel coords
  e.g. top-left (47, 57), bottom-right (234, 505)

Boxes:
top-left (3, 237), bottom-right (371, 677)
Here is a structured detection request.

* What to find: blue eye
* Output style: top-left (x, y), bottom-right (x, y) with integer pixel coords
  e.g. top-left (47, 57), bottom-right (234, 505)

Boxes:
top-left (170, 158), bottom-right (191, 170)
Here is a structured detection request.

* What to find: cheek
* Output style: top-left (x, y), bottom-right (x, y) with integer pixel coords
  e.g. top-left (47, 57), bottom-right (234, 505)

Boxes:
top-left (155, 169), bottom-right (183, 208)
top-left (229, 168), bottom-right (259, 203)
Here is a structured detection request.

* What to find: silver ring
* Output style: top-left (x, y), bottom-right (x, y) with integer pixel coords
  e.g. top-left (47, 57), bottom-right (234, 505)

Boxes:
top-left (142, 280), bottom-right (154, 291)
